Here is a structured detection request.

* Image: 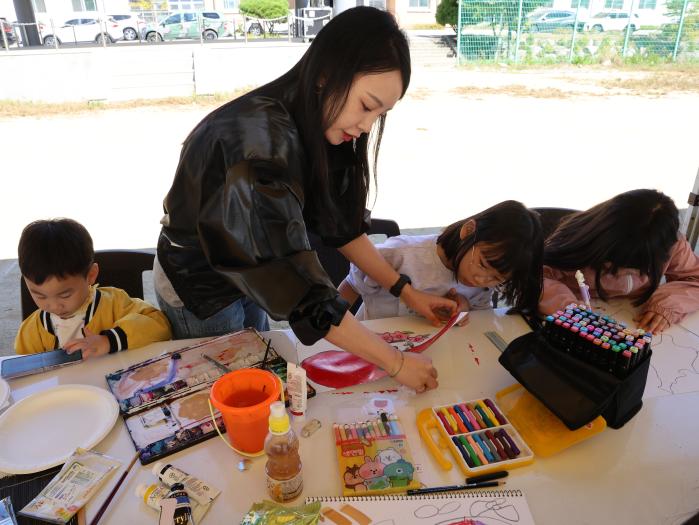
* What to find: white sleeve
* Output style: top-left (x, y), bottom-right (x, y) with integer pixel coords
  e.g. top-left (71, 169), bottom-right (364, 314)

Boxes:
top-left (345, 244), bottom-right (405, 297)
top-left (464, 287), bottom-right (495, 310)
top-left (345, 262), bottom-right (382, 296)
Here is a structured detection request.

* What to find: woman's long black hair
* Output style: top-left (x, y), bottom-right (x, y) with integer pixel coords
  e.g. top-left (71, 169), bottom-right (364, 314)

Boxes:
top-left (437, 200), bottom-right (544, 313)
top-left (270, 6), bottom-right (411, 232)
top-left (544, 189), bottom-right (680, 306)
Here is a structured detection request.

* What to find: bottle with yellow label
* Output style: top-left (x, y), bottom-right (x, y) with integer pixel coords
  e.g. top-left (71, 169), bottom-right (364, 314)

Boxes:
top-left (264, 401), bottom-right (303, 502)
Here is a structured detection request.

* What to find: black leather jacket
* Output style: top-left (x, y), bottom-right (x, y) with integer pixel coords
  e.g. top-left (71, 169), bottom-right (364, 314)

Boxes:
top-left (157, 81), bottom-right (369, 345)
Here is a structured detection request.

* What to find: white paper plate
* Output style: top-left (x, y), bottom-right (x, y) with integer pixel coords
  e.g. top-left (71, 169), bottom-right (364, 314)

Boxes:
top-left (0, 384), bottom-right (119, 474)
top-left (0, 378), bottom-right (9, 410)
top-left (0, 379), bottom-right (11, 410)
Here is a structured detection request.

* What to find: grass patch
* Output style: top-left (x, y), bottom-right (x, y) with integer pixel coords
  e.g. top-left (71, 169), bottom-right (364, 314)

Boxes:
top-left (451, 84), bottom-right (589, 98)
top-left (0, 89), bottom-right (253, 118)
top-left (599, 69), bottom-right (699, 94)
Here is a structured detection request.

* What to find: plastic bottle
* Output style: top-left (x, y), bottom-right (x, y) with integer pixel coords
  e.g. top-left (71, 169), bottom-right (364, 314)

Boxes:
top-left (264, 401), bottom-right (303, 502)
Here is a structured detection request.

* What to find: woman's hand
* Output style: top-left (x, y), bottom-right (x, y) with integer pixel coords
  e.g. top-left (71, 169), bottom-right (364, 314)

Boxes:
top-left (393, 351), bottom-right (438, 393)
top-left (634, 310), bottom-right (670, 333)
top-left (401, 285), bottom-right (457, 326)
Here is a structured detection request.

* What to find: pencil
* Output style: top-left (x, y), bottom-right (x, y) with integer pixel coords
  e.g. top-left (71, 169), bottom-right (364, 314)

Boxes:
top-left (89, 451), bottom-right (140, 525)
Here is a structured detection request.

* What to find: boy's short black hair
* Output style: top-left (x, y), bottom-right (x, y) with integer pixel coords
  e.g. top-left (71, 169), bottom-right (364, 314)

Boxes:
top-left (18, 218), bottom-right (94, 285)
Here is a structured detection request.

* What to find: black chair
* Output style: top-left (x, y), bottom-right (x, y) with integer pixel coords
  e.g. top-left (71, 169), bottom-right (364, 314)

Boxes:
top-left (491, 207), bottom-right (579, 309)
top-left (20, 249), bottom-right (155, 320)
top-left (308, 219), bottom-right (400, 313)
top-left (308, 218), bottom-right (400, 287)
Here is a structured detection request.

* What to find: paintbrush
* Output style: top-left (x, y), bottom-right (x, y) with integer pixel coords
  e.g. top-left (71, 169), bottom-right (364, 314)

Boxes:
top-left (89, 451), bottom-right (139, 525)
top-left (260, 339), bottom-right (271, 370)
top-left (201, 354), bottom-right (232, 374)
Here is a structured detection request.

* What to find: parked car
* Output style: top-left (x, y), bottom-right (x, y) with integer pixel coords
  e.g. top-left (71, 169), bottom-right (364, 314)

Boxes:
top-left (585, 12), bottom-right (641, 32)
top-left (109, 13), bottom-right (144, 41)
top-left (528, 10), bottom-right (585, 32)
top-left (41, 17), bottom-right (122, 47)
top-left (244, 17), bottom-right (289, 36)
top-left (142, 11), bottom-right (226, 42)
top-left (1, 17), bottom-right (16, 47)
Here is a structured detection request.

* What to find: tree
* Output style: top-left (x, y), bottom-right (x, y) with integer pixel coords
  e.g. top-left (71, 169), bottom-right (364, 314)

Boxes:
top-left (240, 0), bottom-right (289, 32)
top-left (436, 0), bottom-right (458, 27)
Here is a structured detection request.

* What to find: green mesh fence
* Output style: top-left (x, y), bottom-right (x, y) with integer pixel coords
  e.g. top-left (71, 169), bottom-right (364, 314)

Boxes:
top-left (456, 0), bottom-right (698, 63)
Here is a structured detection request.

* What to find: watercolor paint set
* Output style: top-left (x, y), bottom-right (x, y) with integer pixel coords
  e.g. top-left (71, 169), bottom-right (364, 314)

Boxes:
top-left (104, 329), bottom-right (315, 464)
top-left (333, 412), bottom-right (421, 497)
top-left (417, 398), bottom-right (534, 476)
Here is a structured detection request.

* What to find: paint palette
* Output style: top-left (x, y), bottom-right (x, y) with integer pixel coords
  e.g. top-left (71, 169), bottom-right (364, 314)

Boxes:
top-left (417, 398), bottom-right (534, 476)
top-left (105, 329), bottom-right (314, 465)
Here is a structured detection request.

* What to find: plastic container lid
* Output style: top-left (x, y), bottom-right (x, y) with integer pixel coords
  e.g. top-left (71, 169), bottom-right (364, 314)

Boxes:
top-left (495, 383), bottom-right (606, 457)
top-left (135, 483), bottom-right (151, 500)
top-left (268, 401), bottom-right (290, 434)
top-left (152, 461), bottom-right (166, 476)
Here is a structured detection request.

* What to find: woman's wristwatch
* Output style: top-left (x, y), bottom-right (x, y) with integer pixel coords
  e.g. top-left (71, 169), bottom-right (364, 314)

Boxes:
top-left (389, 273), bottom-right (412, 298)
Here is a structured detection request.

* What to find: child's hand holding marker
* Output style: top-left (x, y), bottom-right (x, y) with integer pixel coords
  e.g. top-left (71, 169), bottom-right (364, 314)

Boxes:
top-left (634, 310), bottom-right (670, 334)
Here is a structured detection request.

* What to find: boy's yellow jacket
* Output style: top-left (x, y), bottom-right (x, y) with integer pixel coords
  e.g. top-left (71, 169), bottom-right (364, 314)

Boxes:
top-left (15, 286), bottom-right (172, 354)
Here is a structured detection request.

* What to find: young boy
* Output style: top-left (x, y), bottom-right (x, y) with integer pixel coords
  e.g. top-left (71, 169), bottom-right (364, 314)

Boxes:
top-left (15, 218), bottom-right (172, 357)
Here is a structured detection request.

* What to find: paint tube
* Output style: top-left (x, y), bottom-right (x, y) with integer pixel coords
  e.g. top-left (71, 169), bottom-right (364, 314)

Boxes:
top-left (158, 483), bottom-right (194, 525)
top-left (19, 448), bottom-right (120, 524)
top-left (151, 462), bottom-right (220, 506)
top-left (136, 483), bottom-right (210, 524)
top-left (287, 362), bottom-right (307, 417)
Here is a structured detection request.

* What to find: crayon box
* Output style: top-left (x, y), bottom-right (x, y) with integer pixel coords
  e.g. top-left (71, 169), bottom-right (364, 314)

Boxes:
top-left (334, 413), bottom-right (421, 497)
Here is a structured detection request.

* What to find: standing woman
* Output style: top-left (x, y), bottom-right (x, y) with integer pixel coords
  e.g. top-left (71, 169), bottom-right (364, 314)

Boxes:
top-left (153, 7), bottom-right (455, 392)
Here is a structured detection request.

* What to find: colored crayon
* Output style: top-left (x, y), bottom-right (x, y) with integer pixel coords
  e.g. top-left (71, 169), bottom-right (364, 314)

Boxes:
top-left (472, 433), bottom-right (494, 463)
top-left (459, 403), bottom-right (480, 430)
top-left (480, 433), bottom-right (502, 461)
top-left (498, 429), bottom-right (520, 456)
top-left (465, 434), bottom-right (487, 465)
top-left (453, 405), bottom-right (475, 432)
top-left (436, 411), bottom-right (453, 435)
top-left (473, 404), bottom-right (495, 428)
top-left (458, 436), bottom-right (481, 467)
top-left (485, 429), bottom-right (506, 460)
top-left (333, 424), bottom-right (341, 444)
top-left (448, 406), bottom-right (468, 434)
top-left (468, 403), bottom-right (487, 428)
top-left (439, 408), bottom-right (458, 434)
top-left (389, 415), bottom-right (402, 436)
top-left (452, 436), bottom-right (475, 468)
top-left (483, 399), bottom-right (507, 425)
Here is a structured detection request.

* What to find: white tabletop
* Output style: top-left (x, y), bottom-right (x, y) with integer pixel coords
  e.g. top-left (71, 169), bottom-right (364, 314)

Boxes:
top-left (2, 303), bottom-right (698, 525)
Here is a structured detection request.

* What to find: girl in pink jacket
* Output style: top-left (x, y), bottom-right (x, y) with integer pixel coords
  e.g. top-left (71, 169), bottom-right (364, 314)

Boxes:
top-left (540, 189), bottom-right (699, 333)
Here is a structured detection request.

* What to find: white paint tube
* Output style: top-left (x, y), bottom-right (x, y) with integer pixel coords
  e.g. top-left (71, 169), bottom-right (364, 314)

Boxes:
top-left (287, 362), bottom-right (307, 417)
top-left (151, 462), bottom-right (220, 506)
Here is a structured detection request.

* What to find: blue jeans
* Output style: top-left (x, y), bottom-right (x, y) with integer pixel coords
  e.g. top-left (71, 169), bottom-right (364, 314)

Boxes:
top-left (156, 293), bottom-right (270, 340)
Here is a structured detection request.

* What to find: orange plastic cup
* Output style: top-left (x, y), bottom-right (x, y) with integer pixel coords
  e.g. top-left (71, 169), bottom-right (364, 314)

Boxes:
top-left (209, 368), bottom-right (281, 455)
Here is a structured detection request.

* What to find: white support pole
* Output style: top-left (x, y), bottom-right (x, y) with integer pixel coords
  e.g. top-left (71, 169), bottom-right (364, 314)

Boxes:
top-left (683, 167), bottom-right (699, 250)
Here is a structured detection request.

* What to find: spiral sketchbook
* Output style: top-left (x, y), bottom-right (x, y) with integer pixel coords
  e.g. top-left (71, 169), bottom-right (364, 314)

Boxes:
top-left (306, 489), bottom-right (535, 525)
